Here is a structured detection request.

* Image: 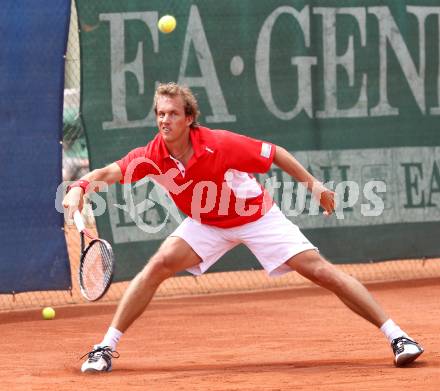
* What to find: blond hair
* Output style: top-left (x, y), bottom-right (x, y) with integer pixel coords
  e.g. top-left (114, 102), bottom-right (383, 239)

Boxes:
top-left (154, 82), bottom-right (200, 128)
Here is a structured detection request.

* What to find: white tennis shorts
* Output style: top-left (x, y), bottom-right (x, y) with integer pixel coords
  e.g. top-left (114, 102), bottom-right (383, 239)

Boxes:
top-left (170, 204), bottom-right (317, 277)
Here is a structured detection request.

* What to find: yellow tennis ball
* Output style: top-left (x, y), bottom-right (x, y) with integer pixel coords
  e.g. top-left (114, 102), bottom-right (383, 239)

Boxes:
top-left (158, 15), bottom-right (176, 34)
top-left (42, 307), bottom-right (55, 320)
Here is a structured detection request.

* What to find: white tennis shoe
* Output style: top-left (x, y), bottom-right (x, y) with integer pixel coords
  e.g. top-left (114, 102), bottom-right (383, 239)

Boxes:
top-left (80, 345), bottom-right (119, 373)
top-left (391, 337), bottom-right (424, 367)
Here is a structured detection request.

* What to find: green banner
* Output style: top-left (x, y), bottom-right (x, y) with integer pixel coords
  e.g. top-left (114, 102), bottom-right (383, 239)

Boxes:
top-left (76, 0), bottom-right (440, 279)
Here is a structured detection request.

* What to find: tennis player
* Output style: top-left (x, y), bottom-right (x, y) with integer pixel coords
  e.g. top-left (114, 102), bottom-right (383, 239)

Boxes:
top-left (63, 83), bottom-right (423, 372)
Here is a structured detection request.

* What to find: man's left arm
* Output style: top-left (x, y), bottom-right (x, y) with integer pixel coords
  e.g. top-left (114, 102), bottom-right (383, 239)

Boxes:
top-left (273, 145), bottom-right (335, 215)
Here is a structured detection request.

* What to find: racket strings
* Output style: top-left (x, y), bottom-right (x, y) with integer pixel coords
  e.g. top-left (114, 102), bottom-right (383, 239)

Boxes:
top-left (81, 240), bottom-right (114, 300)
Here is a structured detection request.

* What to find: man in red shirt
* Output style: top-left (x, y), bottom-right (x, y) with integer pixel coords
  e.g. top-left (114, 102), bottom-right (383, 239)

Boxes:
top-left (63, 83), bottom-right (423, 373)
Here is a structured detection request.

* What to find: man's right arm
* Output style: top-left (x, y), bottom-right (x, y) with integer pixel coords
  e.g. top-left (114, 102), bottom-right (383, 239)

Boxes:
top-left (62, 162), bottom-right (122, 219)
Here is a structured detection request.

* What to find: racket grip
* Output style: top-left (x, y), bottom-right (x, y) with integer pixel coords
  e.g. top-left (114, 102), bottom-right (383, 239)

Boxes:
top-left (73, 210), bottom-right (86, 233)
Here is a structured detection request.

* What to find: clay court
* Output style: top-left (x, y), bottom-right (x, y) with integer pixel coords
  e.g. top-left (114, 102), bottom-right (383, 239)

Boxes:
top-left (1, 277), bottom-right (438, 391)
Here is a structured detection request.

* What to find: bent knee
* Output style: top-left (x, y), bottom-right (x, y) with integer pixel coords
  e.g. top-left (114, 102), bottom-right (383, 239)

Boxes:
top-left (144, 248), bottom-right (185, 279)
top-left (148, 254), bottom-right (174, 276)
top-left (134, 256), bottom-right (170, 285)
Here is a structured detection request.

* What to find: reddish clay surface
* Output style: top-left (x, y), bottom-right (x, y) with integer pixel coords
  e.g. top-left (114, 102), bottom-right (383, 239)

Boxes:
top-left (1, 279), bottom-right (438, 391)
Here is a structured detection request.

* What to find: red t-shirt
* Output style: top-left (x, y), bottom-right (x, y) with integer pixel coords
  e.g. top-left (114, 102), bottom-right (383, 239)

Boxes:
top-left (116, 126), bottom-right (276, 228)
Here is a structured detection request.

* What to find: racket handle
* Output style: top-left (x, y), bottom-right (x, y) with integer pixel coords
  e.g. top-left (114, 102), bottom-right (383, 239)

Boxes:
top-left (73, 210), bottom-right (86, 233)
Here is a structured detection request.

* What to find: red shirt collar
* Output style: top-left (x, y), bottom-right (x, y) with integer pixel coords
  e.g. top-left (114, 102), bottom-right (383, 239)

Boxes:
top-left (157, 126), bottom-right (205, 160)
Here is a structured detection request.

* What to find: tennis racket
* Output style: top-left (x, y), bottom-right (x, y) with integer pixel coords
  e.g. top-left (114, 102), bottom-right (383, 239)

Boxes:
top-left (73, 210), bottom-right (115, 301)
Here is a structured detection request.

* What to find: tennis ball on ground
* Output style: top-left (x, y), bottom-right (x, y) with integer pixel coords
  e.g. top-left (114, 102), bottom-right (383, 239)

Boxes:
top-left (158, 15), bottom-right (176, 34)
top-left (42, 307), bottom-right (55, 320)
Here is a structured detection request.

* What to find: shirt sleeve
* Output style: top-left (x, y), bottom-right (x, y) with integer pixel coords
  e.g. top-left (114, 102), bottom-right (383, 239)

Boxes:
top-left (218, 130), bottom-right (275, 173)
top-left (116, 146), bottom-right (156, 184)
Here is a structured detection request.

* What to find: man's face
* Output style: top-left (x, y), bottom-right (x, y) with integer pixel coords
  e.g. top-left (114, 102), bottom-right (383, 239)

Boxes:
top-left (156, 95), bottom-right (193, 144)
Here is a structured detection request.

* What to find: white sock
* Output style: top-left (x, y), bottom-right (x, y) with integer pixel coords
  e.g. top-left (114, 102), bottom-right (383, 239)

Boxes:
top-left (380, 319), bottom-right (408, 343)
top-left (99, 326), bottom-right (123, 351)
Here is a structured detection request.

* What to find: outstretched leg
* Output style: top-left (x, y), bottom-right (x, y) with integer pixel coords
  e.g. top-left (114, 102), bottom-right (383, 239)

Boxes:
top-left (286, 250), bottom-right (387, 326)
top-left (286, 250), bottom-right (424, 366)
